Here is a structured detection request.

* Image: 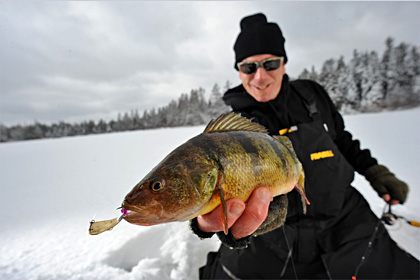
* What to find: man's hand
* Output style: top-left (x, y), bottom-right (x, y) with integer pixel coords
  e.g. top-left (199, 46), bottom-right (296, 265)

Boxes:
top-left (364, 164), bottom-right (409, 205)
top-left (197, 187), bottom-right (272, 239)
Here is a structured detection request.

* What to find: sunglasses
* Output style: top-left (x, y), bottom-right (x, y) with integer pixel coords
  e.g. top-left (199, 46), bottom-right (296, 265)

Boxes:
top-left (237, 57), bottom-right (284, 74)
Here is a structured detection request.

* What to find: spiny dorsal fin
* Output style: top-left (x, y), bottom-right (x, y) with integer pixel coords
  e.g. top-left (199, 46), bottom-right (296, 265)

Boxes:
top-left (203, 113), bottom-right (268, 134)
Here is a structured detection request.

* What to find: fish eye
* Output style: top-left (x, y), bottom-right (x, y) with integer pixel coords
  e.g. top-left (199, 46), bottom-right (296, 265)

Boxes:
top-left (150, 177), bottom-right (165, 192)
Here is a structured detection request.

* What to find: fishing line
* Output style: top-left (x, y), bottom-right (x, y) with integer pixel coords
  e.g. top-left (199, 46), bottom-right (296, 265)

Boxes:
top-left (281, 226), bottom-right (298, 279)
top-left (352, 205), bottom-right (385, 280)
top-left (352, 204), bottom-right (419, 279)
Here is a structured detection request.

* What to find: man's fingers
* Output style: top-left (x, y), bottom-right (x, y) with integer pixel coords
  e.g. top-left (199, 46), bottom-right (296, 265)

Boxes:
top-left (382, 194), bottom-right (401, 205)
top-left (197, 198), bottom-right (245, 233)
top-left (230, 187), bottom-right (271, 239)
top-left (382, 194), bottom-right (391, 202)
top-left (196, 187), bottom-right (272, 238)
top-left (389, 199), bottom-right (400, 205)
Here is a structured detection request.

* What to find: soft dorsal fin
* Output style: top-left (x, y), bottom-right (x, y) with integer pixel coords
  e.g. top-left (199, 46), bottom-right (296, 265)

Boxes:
top-left (273, 135), bottom-right (295, 153)
top-left (203, 113), bottom-right (268, 134)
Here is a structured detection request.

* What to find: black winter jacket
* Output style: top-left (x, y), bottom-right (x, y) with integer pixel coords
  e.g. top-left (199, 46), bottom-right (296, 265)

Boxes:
top-left (223, 75), bottom-right (378, 175)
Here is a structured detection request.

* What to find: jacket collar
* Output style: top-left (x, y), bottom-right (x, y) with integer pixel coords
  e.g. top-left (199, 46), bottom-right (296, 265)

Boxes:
top-left (223, 74), bottom-right (290, 113)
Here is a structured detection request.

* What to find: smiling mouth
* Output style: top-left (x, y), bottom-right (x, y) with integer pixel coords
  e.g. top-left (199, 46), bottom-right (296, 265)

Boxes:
top-left (254, 84), bottom-right (270, 90)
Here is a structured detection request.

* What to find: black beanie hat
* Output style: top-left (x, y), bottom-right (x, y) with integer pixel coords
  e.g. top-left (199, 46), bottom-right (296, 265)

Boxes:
top-left (234, 13), bottom-right (288, 69)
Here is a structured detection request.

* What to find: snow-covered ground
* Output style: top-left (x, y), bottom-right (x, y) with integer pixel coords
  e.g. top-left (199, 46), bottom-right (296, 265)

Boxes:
top-left (0, 108), bottom-right (419, 280)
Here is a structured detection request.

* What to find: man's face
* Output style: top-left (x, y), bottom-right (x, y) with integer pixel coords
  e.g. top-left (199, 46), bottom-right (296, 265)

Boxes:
top-left (239, 54), bottom-right (286, 102)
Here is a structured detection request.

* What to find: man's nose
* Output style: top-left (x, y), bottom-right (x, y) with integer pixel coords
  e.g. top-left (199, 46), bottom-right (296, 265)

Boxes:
top-left (253, 66), bottom-right (268, 80)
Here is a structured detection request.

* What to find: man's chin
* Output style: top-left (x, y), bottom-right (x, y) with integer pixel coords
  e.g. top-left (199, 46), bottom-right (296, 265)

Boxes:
top-left (251, 92), bottom-right (277, 102)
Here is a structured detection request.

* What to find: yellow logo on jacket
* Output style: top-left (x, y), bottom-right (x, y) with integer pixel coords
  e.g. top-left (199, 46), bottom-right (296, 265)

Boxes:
top-left (310, 150), bottom-right (334, 161)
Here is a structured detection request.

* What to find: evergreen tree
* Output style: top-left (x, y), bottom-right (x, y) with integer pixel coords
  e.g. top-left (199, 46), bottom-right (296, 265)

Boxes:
top-left (298, 66), bottom-right (318, 81)
top-left (208, 83), bottom-right (231, 118)
top-left (0, 124), bottom-right (8, 142)
top-left (335, 56), bottom-right (352, 111)
top-left (381, 37), bottom-right (397, 101)
top-left (210, 83), bottom-right (222, 105)
top-left (223, 80), bottom-right (232, 93)
top-left (319, 58), bottom-right (339, 103)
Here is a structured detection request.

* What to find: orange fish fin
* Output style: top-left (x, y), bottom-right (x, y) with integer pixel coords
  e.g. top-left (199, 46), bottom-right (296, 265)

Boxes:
top-left (217, 185), bottom-right (229, 235)
top-left (294, 172), bottom-right (309, 214)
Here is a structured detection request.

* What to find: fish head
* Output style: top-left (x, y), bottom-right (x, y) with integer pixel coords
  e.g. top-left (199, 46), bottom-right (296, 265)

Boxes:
top-left (122, 155), bottom-right (219, 226)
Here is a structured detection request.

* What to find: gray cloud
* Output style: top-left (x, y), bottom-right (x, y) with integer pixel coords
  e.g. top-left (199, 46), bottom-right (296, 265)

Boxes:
top-left (0, 1), bottom-right (419, 126)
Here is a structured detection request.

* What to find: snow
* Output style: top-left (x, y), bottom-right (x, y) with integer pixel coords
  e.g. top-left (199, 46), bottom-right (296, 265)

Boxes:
top-left (0, 108), bottom-right (419, 280)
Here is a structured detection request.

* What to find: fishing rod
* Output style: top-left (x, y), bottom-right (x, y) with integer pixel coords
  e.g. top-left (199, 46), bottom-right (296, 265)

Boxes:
top-left (382, 205), bottom-right (420, 227)
top-left (352, 204), bottom-right (419, 280)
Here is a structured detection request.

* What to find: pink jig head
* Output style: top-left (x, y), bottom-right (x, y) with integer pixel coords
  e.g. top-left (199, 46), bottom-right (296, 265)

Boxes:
top-left (121, 208), bottom-right (130, 217)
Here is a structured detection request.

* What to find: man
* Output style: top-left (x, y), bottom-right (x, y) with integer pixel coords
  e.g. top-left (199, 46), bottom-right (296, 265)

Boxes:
top-left (190, 13), bottom-right (419, 279)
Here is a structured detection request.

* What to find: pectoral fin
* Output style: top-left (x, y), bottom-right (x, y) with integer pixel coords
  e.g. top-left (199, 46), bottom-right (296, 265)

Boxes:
top-left (294, 172), bottom-right (309, 214)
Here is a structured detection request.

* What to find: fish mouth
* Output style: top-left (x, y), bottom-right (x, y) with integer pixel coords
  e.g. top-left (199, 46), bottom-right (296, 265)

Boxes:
top-left (121, 201), bottom-right (163, 226)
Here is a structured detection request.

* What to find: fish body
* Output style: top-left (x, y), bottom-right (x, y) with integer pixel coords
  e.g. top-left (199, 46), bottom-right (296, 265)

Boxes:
top-left (121, 113), bottom-right (307, 231)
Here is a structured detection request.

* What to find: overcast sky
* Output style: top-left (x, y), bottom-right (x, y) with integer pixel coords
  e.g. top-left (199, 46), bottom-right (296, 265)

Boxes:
top-left (1, 1), bottom-right (419, 126)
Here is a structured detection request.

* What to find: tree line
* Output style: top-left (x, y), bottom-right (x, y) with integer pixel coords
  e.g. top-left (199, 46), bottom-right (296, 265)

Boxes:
top-left (298, 37), bottom-right (419, 112)
top-left (1, 37), bottom-right (419, 142)
top-left (0, 82), bottom-right (231, 142)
